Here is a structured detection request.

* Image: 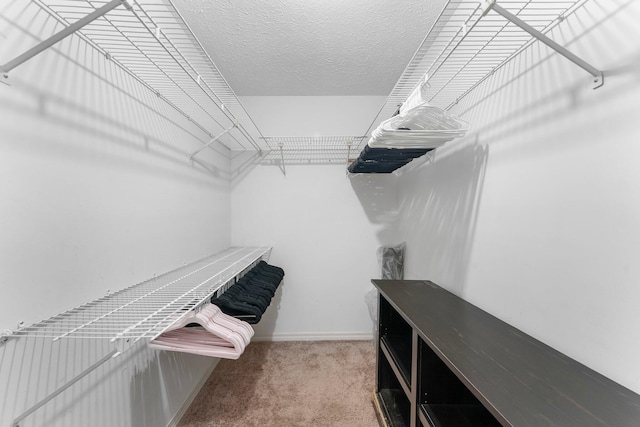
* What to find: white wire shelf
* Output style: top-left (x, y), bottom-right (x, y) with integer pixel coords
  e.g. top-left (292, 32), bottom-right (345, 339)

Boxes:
top-left (362, 0), bottom-right (592, 149)
top-left (5, 247), bottom-right (271, 350)
top-left (261, 136), bottom-right (367, 165)
top-left (4, 0), bottom-right (269, 153)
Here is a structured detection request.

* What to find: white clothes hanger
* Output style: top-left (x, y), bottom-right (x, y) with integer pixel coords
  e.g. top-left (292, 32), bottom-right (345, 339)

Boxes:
top-left (366, 74), bottom-right (469, 149)
top-left (149, 313), bottom-right (246, 358)
top-left (199, 304), bottom-right (254, 343)
top-left (368, 104), bottom-right (469, 149)
top-left (148, 303), bottom-right (254, 359)
top-left (149, 321), bottom-right (246, 359)
top-left (149, 328), bottom-right (233, 348)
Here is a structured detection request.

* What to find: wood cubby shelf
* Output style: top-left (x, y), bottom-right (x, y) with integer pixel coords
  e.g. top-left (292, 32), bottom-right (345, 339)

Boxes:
top-left (373, 279), bottom-right (640, 427)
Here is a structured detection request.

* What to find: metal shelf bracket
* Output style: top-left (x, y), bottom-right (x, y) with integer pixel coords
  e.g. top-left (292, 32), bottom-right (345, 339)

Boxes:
top-left (278, 142), bottom-right (286, 176)
top-left (482, 0), bottom-right (604, 89)
top-left (11, 349), bottom-right (119, 427)
top-left (189, 122), bottom-right (238, 160)
top-left (346, 140), bottom-right (353, 165)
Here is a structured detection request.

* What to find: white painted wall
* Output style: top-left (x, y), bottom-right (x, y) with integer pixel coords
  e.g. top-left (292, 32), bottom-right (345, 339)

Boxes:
top-left (232, 95), bottom-right (397, 340)
top-left (0, 3), bottom-right (230, 425)
top-left (239, 96), bottom-right (386, 136)
top-left (231, 164), bottom-right (397, 340)
top-left (5, 1), bottom-right (637, 425)
top-left (394, 1), bottom-right (640, 393)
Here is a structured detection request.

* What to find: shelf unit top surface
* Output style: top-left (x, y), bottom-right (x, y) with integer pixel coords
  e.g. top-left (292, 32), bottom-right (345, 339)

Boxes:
top-left (373, 279), bottom-right (640, 427)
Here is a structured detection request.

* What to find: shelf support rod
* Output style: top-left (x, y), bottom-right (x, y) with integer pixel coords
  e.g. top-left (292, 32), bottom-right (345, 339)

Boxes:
top-left (11, 348), bottom-right (118, 427)
top-left (189, 122), bottom-right (237, 160)
top-left (278, 142), bottom-right (286, 176)
top-left (0, 0), bottom-right (131, 76)
top-left (482, 0), bottom-right (604, 88)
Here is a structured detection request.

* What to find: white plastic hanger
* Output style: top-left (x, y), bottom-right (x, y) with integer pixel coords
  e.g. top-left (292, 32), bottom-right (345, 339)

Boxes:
top-left (148, 303), bottom-right (254, 359)
top-left (368, 104), bottom-right (469, 149)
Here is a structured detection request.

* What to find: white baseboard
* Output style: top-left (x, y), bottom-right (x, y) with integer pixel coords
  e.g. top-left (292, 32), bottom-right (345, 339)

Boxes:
top-left (167, 358), bottom-right (220, 427)
top-left (253, 332), bottom-right (374, 342)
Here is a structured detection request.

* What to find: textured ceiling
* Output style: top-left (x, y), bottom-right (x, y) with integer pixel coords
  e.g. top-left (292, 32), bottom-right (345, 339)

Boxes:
top-left (171, 0), bottom-right (448, 96)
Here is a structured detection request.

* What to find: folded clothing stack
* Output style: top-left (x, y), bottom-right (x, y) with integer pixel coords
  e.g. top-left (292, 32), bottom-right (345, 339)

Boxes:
top-left (348, 102), bottom-right (469, 174)
top-left (210, 260), bottom-right (285, 324)
top-left (347, 145), bottom-right (433, 174)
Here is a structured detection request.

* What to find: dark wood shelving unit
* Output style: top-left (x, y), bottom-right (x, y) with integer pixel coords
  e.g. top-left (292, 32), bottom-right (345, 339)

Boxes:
top-left (378, 386), bottom-right (411, 427)
top-left (420, 404), bottom-right (501, 427)
top-left (373, 279), bottom-right (640, 427)
top-left (380, 335), bottom-right (412, 388)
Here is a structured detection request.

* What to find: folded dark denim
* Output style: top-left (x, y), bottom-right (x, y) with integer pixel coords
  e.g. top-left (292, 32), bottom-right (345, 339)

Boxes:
top-left (362, 145), bottom-right (432, 159)
top-left (244, 271), bottom-right (283, 292)
top-left (348, 161), bottom-right (404, 173)
top-left (221, 286), bottom-right (271, 311)
top-left (257, 260), bottom-right (285, 275)
top-left (348, 146), bottom-right (433, 173)
top-left (209, 261), bottom-right (285, 324)
top-left (210, 302), bottom-right (260, 324)
top-left (211, 293), bottom-right (263, 324)
top-left (236, 277), bottom-right (276, 299)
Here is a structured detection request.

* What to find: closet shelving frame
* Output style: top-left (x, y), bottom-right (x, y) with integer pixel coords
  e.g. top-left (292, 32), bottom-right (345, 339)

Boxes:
top-left (1, 246), bottom-right (271, 350)
top-left (1, 0), bottom-right (271, 156)
top-left (2, 246), bottom-right (272, 427)
top-left (3, 1), bottom-right (605, 165)
top-left (260, 136), bottom-right (368, 166)
top-left (361, 0), bottom-right (602, 152)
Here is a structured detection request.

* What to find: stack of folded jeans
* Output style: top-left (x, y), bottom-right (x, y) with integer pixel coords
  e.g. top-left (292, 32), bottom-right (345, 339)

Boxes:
top-left (348, 145), bottom-right (433, 174)
top-left (210, 260), bottom-right (284, 324)
top-left (348, 102), bottom-right (469, 174)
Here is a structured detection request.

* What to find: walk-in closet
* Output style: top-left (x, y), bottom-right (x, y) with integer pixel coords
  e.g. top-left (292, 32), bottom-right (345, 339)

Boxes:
top-left (2, 1), bottom-right (640, 426)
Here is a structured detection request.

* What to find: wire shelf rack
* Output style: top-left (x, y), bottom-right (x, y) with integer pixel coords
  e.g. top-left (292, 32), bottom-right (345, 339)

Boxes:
top-left (5, 0), bottom-right (597, 163)
top-left (15, 0), bottom-right (269, 153)
top-left (4, 247), bottom-right (271, 352)
top-left (361, 0), bottom-right (591, 149)
top-left (260, 136), bottom-right (367, 165)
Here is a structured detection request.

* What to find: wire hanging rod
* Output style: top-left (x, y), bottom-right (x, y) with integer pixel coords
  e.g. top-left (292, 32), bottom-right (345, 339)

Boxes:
top-left (0, 0), bottom-right (131, 76)
top-left (482, 0), bottom-right (604, 88)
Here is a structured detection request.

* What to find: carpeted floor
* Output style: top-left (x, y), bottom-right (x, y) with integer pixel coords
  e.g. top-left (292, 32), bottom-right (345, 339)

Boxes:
top-left (178, 340), bottom-right (379, 427)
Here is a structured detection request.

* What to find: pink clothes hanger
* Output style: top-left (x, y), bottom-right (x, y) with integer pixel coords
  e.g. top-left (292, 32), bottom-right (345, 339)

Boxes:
top-left (200, 304), bottom-right (254, 343)
top-left (148, 303), bottom-right (253, 359)
top-left (149, 314), bottom-right (246, 358)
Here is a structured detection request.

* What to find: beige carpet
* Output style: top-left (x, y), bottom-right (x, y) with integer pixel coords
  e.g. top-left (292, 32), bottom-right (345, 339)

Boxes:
top-left (178, 340), bottom-right (379, 427)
